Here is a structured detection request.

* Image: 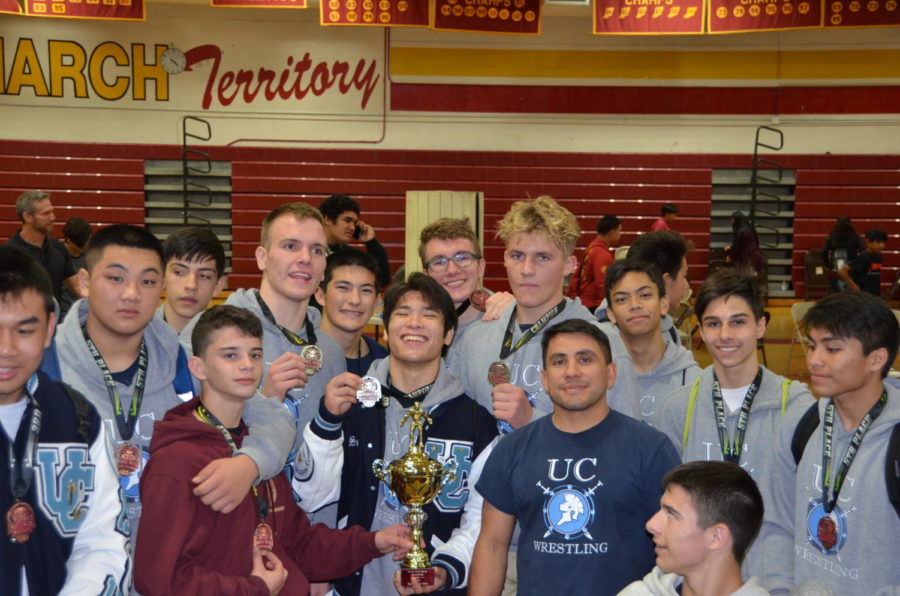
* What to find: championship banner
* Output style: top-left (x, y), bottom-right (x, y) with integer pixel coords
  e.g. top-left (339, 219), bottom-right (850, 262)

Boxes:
top-left (321, 0), bottom-right (429, 26)
top-left (824, 0), bottom-right (900, 27)
top-left (212, 0), bottom-right (306, 7)
top-left (708, 0), bottom-right (821, 32)
top-left (0, 0), bottom-right (23, 14)
top-left (23, 0), bottom-right (144, 19)
top-left (432, 0), bottom-right (542, 35)
top-left (593, 0), bottom-right (704, 34)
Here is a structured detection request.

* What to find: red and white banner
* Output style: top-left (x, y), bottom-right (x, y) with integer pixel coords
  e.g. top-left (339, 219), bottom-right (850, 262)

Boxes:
top-left (321, 0), bottom-right (429, 26)
top-left (23, 0), bottom-right (144, 20)
top-left (708, 0), bottom-right (821, 32)
top-left (594, 0), bottom-right (704, 34)
top-left (432, 0), bottom-right (541, 34)
top-left (824, 0), bottom-right (900, 27)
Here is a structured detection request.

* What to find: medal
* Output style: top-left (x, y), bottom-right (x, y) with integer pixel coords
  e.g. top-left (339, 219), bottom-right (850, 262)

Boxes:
top-left (470, 289), bottom-right (490, 312)
top-left (817, 515), bottom-right (838, 550)
top-left (6, 502), bottom-right (36, 543)
top-left (300, 345), bottom-right (324, 376)
top-left (253, 522), bottom-right (274, 553)
top-left (116, 442), bottom-right (141, 477)
top-left (357, 376), bottom-right (382, 408)
top-left (487, 361), bottom-right (511, 387)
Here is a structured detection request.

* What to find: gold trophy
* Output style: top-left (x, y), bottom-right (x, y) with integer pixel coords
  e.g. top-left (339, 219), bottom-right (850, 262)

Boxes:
top-left (372, 402), bottom-right (457, 587)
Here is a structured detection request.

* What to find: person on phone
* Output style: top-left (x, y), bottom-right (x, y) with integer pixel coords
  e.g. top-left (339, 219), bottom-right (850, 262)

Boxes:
top-left (320, 194), bottom-right (392, 289)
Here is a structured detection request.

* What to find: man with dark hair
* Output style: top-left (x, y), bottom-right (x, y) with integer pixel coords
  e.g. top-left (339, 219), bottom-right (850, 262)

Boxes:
top-left (42, 224), bottom-right (293, 560)
top-left (567, 214), bottom-right (622, 310)
top-left (4, 190), bottom-right (82, 304)
top-left (620, 461), bottom-right (768, 596)
top-left (653, 270), bottom-right (811, 593)
top-left (135, 305), bottom-right (413, 596)
top-left (787, 292), bottom-right (900, 595)
top-left (316, 248), bottom-right (388, 376)
top-left (838, 228), bottom-right (887, 296)
top-left (298, 272), bottom-right (498, 595)
top-left (651, 204), bottom-right (678, 232)
top-left (0, 246), bottom-right (130, 595)
top-left (319, 193), bottom-right (392, 288)
top-left (158, 227), bottom-right (227, 333)
top-left (471, 318), bottom-right (679, 596)
top-left (602, 260), bottom-right (700, 424)
top-left (60, 216), bottom-right (93, 319)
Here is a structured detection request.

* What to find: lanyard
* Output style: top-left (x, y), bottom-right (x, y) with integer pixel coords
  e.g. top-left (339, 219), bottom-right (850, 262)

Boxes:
top-left (377, 375), bottom-right (435, 456)
top-left (711, 367), bottom-right (763, 464)
top-left (82, 326), bottom-right (147, 441)
top-left (499, 299), bottom-right (567, 360)
top-left (7, 377), bottom-right (41, 502)
top-left (455, 299), bottom-right (471, 317)
top-left (196, 403), bottom-right (268, 521)
top-left (255, 290), bottom-right (316, 346)
top-left (821, 392), bottom-right (887, 513)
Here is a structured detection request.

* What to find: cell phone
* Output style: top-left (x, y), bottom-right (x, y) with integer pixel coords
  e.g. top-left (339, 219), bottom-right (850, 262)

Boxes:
top-left (353, 223), bottom-right (363, 240)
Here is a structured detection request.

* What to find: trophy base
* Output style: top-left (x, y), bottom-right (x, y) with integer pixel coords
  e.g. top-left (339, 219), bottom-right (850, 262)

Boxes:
top-left (400, 567), bottom-right (435, 587)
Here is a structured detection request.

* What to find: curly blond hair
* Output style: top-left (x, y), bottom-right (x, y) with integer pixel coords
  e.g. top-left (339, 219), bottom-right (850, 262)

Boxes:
top-left (496, 196), bottom-right (580, 256)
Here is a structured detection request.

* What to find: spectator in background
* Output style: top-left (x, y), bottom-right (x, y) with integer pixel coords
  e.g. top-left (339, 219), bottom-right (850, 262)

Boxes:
top-left (567, 215), bottom-right (622, 311)
top-left (320, 194), bottom-right (392, 289)
top-left (726, 212), bottom-right (764, 276)
top-left (59, 216), bottom-right (92, 319)
top-left (823, 217), bottom-right (864, 292)
top-left (650, 204), bottom-right (678, 232)
top-left (4, 190), bottom-right (82, 304)
top-left (839, 228), bottom-right (887, 296)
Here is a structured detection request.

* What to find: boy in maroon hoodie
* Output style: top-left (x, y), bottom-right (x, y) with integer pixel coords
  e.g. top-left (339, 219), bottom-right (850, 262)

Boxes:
top-left (135, 305), bottom-right (412, 595)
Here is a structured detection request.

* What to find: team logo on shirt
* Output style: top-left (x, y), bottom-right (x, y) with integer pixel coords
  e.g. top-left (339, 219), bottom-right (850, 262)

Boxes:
top-left (806, 498), bottom-right (848, 555)
top-left (34, 445), bottom-right (94, 537)
top-left (536, 481), bottom-right (601, 540)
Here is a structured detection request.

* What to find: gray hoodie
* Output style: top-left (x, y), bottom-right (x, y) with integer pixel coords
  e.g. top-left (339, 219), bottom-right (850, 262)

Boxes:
top-left (447, 298), bottom-right (640, 422)
top-left (653, 366), bottom-right (814, 594)
top-left (618, 567), bottom-right (771, 596)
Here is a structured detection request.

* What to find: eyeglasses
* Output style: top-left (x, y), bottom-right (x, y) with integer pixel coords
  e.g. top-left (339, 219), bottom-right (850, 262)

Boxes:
top-left (425, 251), bottom-right (481, 273)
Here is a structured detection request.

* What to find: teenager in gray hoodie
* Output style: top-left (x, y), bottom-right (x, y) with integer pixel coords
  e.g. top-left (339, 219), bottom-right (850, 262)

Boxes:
top-left (653, 271), bottom-right (812, 594)
top-left (600, 260), bottom-right (701, 425)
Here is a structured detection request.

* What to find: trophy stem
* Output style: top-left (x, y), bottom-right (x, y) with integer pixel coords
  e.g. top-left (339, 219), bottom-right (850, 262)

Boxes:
top-left (400, 505), bottom-right (435, 586)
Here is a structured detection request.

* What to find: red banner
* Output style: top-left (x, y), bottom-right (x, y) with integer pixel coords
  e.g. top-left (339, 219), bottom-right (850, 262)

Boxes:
top-left (321, 0), bottom-right (429, 26)
top-left (432, 0), bottom-right (541, 34)
top-left (824, 0), bottom-right (900, 27)
top-left (212, 0), bottom-right (306, 7)
top-left (23, 0), bottom-right (144, 19)
top-left (594, 0), bottom-right (704, 33)
top-left (0, 0), bottom-right (23, 14)
top-left (708, 0), bottom-right (821, 32)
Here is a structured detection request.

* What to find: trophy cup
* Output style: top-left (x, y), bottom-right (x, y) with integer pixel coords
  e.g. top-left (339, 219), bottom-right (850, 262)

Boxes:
top-left (372, 402), bottom-right (457, 587)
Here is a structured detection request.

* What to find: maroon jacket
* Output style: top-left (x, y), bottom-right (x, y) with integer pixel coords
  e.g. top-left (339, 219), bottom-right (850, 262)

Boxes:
top-left (570, 236), bottom-right (614, 310)
top-left (135, 397), bottom-right (383, 596)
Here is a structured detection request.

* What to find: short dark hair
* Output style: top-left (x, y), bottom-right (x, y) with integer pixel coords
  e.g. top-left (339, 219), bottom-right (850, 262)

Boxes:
top-left (605, 260), bottom-right (666, 300)
top-left (596, 215), bottom-right (622, 235)
top-left (84, 224), bottom-right (164, 272)
top-left (62, 217), bottom-right (92, 249)
top-left (383, 273), bottom-right (457, 354)
top-left (319, 194), bottom-right (361, 222)
top-left (865, 229), bottom-right (888, 243)
top-left (163, 227), bottom-right (227, 278)
top-left (803, 292), bottom-right (899, 378)
top-left (321, 248), bottom-right (379, 290)
top-left (541, 319), bottom-right (611, 366)
top-left (662, 461), bottom-right (764, 564)
top-left (191, 305), bottom-right (263, 358)
top-left (661, 204), bottom-right (678, 216)
top-left (627, 231), bottom-right (689, 280)
top-left (694, 270), bottom-right (763, 322)
top-left (0, 245), bottom-right (55, 316)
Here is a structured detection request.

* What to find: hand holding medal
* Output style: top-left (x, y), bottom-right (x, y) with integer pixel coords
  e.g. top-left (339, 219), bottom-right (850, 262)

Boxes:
top-left (323, 372), bottom-right (371, 416)
top-left (262, 351), bottom-right (320, 401)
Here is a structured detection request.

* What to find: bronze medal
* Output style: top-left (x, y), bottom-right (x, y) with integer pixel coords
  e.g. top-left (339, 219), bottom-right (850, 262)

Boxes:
top-left (470, 289), bottom-right (490, 312)
top-left (6, 502), bottom-right (36, 544)
top-left (116, 442), bottom-right (141, 477)
top-left (300, 345), bottom-right (324, 376)
top-left (817, 515), bottom-right (838, 550)
top-left (357, 376), bottom-right (382, 408)
top-left (253, 522), bottom-right (274, 553)
top-left (487, 361), bottom-right (511, 387)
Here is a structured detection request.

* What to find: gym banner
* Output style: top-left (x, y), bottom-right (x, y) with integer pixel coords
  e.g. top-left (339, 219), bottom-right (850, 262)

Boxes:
top-left (593, 0), bottom-right (704, 34)
top-left (22, 0), bottom-right (144, 19)
top-left (708, 0), bottom-right (821, 32)
top-left (321, 0), bottom-right (429, 26)
top-left (824, 0), bottom-right (900, 27)
top-left (432, 0), bottom-right (541, 34)
top-left (212, 0), bottom-right (307, 8)
top-left (1, 0), bottom-right (23, 14)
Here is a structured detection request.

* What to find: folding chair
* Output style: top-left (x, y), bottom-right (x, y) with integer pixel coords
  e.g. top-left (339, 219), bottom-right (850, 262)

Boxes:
top-left (785, 302), bottom-right (816, 376)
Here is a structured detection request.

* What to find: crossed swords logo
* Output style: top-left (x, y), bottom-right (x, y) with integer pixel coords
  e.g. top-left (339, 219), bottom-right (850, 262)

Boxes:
top-left (537, 480), bottom-right (604, 540)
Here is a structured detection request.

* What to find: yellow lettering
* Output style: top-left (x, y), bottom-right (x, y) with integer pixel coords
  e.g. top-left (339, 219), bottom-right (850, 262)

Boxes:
top-left (7, 39), bottom-right (49, 96)
top-left (131, 44), bottom-right (168, 101)
top-left (49, 41), bottom-right (88, 98)
top-left (90, 42), bottom-right (129, 100)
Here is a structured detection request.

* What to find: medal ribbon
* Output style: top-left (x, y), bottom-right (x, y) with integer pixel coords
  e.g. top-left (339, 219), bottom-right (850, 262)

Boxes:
top-left (82, 326), bottom-right (147, 441)
top-left (499, 299), bottom-right (567, 360)
top-left (711, 367), bottom-right (763, 464)
top-left (255, 290), bottom-right (317, 346)
top-left (7, 376), bottom-right (41, 503)
top-left (821, 392), bottom-right (888, 513)
top-left (455, 299), bottom-right (471, 317)
top-left (196, 404), bottom-right (269, 521)
top-left (381, 375), bottom-right (435, 410)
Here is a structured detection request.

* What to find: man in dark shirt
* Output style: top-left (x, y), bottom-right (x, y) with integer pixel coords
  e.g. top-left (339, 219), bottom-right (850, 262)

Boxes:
top-left (839, 228), bottom-right (887, 296)
top-left (320, 194), bottom-right (392, 289)
top-left (4, 191), bottom-right (82, 305)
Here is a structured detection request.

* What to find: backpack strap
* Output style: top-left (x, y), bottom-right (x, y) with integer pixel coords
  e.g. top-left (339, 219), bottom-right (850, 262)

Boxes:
top-left (887, 423), bottom-right (900, 520)
top-left (791, 401), bottom-right (820, 466)
top-left (61, 383), bottom-right (94, 444)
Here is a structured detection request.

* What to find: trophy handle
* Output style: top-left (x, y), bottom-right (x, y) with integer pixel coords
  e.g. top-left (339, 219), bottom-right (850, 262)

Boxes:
top-left (372, 459), bottom-right (391, 487)
top-left (441, 457), bottom-right (459, 486)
